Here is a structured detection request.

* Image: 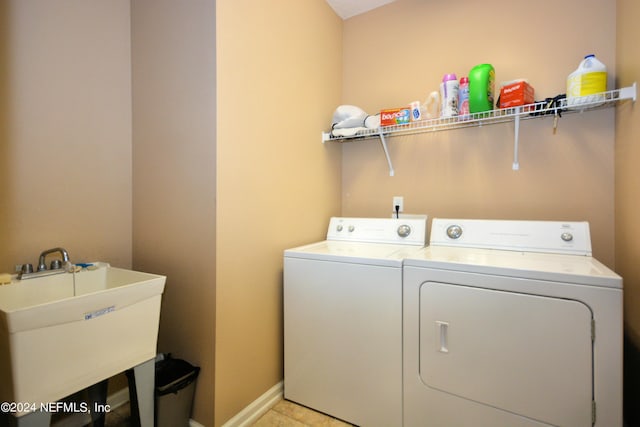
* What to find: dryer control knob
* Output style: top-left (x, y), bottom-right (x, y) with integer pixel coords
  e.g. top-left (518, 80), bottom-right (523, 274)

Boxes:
top-left (561, 232), bottom-right (573, 242)
top-left (446, 225), bottom-right (463, 239)
top-left (348, 225), bottom-right (355, 232)
top-left (397, 224), bottom-right (412, 238)
top-left (336, 225), bottom-right (343, 232)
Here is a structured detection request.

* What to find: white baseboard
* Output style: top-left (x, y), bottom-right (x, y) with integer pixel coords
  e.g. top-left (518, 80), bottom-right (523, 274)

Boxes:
top-left (108, 386), bottom-right (131, 409)
top-left (220, 381), bottom-right (284, 427)
top-left (190, 418), bottom-right (207, 427)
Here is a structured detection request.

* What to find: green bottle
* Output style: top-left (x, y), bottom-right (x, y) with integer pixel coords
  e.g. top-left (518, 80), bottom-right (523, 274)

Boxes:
top-left (468, 64), bottom-right (495, 113)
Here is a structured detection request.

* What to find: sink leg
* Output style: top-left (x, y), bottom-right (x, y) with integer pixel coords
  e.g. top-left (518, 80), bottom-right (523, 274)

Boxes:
top-left (4, 411), bottom-right (51, 427)
top-left (133, 357), bottom-right (155, 427)
top-left (88, 379), bottom-right (109, 427)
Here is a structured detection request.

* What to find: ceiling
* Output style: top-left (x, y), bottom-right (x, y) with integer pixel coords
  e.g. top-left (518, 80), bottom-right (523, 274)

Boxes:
top-left (325, 0), bottom-right (396, 19)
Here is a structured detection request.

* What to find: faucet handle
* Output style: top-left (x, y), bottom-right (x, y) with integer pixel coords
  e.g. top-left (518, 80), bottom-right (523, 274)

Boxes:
top-left (21, 263), bottom-right (34, 274)
top-left (50, 259), bottom-right (62, 270)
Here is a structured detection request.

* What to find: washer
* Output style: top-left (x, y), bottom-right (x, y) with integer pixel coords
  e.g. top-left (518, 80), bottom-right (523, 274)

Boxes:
top-left (284, 216), bottom-right (427, 427)
top-left (403, 218), bottom-right (622, 427)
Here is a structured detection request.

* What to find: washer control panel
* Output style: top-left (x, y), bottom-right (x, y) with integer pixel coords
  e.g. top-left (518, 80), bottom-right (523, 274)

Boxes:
top-left (327, 217), bottom-right (427, 246)
top-left (431, 218), bottom-right (592, 256)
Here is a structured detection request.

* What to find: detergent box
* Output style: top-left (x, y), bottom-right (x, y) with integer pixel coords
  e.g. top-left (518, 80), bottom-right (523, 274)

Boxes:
top-left (499, 81), bottom-right (535, 108)
top-left (380, 108), bottom-right (411, 126)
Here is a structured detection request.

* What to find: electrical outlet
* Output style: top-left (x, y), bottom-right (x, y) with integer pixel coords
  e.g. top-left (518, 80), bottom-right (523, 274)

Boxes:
top-left (393, 196), bottom-right (404, 213)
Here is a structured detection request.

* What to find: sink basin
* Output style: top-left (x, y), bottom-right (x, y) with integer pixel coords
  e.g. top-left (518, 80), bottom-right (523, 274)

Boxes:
top-left (0, 262), bottom-right (165, 415)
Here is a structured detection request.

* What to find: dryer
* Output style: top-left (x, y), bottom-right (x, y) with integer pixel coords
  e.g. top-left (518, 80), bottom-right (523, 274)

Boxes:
top-left (284, 216), bottom-right (427, 427)
top-left (403, 219), bottom-right (622, 427)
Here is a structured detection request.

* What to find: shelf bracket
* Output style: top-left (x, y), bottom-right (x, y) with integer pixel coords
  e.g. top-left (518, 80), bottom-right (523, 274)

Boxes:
top-left (512, 106), bottom-right (521, 171)
top-left (378, 129), bottom-right (395, 176)
top-left (619, 82), bottom-right (637, 102)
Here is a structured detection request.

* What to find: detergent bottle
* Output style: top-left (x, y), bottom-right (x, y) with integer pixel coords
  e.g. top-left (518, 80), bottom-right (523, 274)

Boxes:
top-left (566, 54), bottom-right (607, 106)
top-left (468, 64), bottom-right (495, 113)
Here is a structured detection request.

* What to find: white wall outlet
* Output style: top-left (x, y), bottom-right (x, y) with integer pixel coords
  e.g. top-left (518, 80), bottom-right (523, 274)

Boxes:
top-left (393, 196), bottom-right (404, 213)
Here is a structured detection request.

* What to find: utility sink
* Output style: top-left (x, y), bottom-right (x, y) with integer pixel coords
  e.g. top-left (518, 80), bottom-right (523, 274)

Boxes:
top-left (0, 263), bottom-right (165, 416)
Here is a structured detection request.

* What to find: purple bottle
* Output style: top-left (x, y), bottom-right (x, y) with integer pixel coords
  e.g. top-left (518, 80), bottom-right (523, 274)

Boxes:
top-left (440, 73), bottom-right (459, 117)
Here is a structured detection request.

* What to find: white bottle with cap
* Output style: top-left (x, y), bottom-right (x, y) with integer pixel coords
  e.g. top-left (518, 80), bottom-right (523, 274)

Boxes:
top-left (567, 54), bottom-right (607, 107)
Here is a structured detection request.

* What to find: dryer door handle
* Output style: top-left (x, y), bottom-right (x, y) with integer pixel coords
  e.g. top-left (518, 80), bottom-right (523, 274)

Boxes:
top-left (436, 321), bottom-right (449, 353)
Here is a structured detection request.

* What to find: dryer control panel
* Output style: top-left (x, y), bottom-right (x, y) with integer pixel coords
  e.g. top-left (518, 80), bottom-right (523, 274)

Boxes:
top-left (430, 218), bottom-right (592, 256)
top-left (327, 217), bottom-right (427, 246)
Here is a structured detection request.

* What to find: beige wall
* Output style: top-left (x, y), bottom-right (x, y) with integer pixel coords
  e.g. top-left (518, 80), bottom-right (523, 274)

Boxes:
top-left (615, 0), bottom-right (640, 421)
top-left (1, 1), bottom-right (341, 426)
top-left (616, 0), bottom-right (640, 345)
top-left (0, 0), bottom-right (132, 272)
top-left (215, 0), bottom-right (342, 425)
top-left (616, 0), bottom-right (640, 338)
top-left (341, 0), bottom-right (616, 267)
top-left (131, 0), bottom-right (217, 424)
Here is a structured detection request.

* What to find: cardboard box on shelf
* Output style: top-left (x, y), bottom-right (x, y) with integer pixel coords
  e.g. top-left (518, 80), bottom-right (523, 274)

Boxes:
top-left (380, 107), bottom-right (410, 126)
top-left (500, 81), bottom-right (535, 108)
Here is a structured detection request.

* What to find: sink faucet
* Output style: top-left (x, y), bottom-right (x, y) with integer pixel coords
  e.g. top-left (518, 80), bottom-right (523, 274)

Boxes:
top-left (37, 247), bottom-right (70, 272)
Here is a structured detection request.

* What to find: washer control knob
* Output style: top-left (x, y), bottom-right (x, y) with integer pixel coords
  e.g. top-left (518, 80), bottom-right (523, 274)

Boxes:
top-left (348, 225), bottom-right (355, 232)
top-left (561, 232), bottom-right (573, 242)
top-left (336, 225), bottom-right (343, 232)
top-left (446, 225), bottom-right (463, 239)
top-left (397, 224), bottom-right (412, 238)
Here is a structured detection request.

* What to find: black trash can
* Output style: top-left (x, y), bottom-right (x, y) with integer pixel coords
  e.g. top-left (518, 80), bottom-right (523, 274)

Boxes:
top-left (154, 354), bottom-right (200, 427)
top-left (126, 354), bottom-right (200, 427)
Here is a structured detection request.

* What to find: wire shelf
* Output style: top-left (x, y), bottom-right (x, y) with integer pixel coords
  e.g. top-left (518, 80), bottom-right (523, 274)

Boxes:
top-left (322, 84), bottom-right (636, 143)
top-left (321, 83), bottom-right (636, 174)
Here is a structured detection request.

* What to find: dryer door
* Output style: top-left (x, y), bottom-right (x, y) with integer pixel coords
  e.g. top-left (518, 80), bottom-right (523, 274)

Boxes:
top-left (419, 282), bottom-right (593, 427)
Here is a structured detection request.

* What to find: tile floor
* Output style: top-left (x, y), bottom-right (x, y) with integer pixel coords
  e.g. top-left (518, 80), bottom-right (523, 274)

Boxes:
top-left (251, 399), bottom-right (354, 427)
top-left (100, 398), bottom-right (353, 427)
